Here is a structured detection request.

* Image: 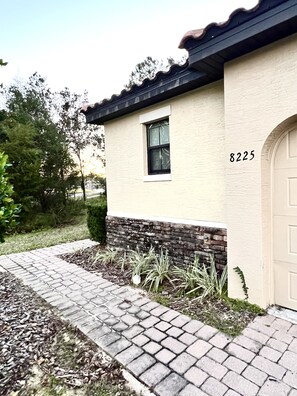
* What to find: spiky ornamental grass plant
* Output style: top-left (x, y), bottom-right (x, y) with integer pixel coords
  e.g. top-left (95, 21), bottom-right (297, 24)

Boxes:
top-left (93, 247), bottom-right (119, 266)
top-left (143, 249), bottom-right (173, 292)
top-left (128, 246), bottom-right (157, 285)
top-left (172, 254), bottom-right (227, 301)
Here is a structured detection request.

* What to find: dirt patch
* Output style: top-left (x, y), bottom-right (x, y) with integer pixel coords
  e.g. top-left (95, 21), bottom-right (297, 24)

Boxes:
top-left (61, 246), bottom-right (265, 337)
top-left (0, 272), bottom-right (135, 396)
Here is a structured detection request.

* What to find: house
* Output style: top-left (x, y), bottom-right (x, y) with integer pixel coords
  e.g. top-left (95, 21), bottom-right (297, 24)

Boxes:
top-left (82, 0), bottom-right (297, 310)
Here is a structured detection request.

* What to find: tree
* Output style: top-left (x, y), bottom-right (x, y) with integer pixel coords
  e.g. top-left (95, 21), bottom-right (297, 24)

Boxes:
top-left (0, 152), bottom-right (20, 242)
top-left (0, 74), bottom-right (75, 216)
top-left (125, 55), bottom-right (187, 89)
top-left (0, 59), bottom-right (8, 88)
top-left (56, 88), bottom-right (104, 201)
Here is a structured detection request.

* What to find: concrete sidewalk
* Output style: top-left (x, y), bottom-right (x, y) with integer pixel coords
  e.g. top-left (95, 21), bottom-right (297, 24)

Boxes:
top-left (1, 239), bottom-right (297, 396)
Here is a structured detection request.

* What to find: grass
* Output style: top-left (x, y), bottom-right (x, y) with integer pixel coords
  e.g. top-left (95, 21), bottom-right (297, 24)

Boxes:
top-left (0, 222), bottom-right (90, 255)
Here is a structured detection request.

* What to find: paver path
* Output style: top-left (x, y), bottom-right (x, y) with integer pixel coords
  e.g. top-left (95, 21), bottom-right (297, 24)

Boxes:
top-left (1, 239), bottom-right (297, 396)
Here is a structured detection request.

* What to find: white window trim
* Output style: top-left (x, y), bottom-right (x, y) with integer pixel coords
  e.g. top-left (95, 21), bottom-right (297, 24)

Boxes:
top-left (143, 174), bottom-right (172, 182)
top-left (139, 105), bottom-right (171, 124)
top-left (139, 105), bottom-right (172, 179)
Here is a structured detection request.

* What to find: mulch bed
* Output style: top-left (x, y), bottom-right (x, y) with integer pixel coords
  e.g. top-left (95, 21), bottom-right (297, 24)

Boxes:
top-left (61, 246), bottom-right (264, 337)
top-left (0, 271), bottom-right (134, 396)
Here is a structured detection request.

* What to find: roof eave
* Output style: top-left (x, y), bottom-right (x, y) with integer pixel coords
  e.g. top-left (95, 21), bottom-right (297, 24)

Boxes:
top-left (84, 68), bottom-right (208, 125)
top-left (186, 0), bottom-right (297, 73)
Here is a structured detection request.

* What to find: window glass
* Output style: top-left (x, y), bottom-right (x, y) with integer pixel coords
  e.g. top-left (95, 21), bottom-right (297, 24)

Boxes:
top-left (147, 118), bottom-right (170, 175)
top-left (161, 147), bottom-right (170, 170)
top-left (159, 123), bottom-right (169, 145)
top-left (149, 126), bottom-right (160, 147)
top-left (150, 149), bottom-right (162, 172)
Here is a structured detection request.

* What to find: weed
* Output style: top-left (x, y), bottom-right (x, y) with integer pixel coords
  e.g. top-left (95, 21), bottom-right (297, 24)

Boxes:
top-left (86, 381), bottom-right (134, 396)
top-left (234, 266), bottom-right (249, 299)
top-left (143, 250), bottom-right (172, 292)
top-left (53, 330), bottom-right (82, 370)
top-left (41, 375), bottom-right (65, 396)
top-left (224, 297), bottom-right (265, 315)
top-left (152, 294), bottom-right (171, 307)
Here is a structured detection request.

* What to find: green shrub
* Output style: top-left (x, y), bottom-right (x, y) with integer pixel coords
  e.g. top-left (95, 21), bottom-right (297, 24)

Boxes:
top-left (0, 152), bottom-right (21, 241)
top-left (86, 197), bottom-right (107, 243)
top-left (15, 198), bottom-right (86, 233)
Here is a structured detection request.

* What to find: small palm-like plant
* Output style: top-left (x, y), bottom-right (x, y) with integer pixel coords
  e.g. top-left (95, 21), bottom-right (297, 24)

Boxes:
top-left (143, 249), bottom-right (172, 292)
top-left (93, 247), bottom-right (119, 266)
top-left (172, 255), bottom-right (227, 300)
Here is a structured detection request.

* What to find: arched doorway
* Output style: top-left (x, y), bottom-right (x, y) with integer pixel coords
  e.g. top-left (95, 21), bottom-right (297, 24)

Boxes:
top-left (273, 124), bottom-right (297, 310)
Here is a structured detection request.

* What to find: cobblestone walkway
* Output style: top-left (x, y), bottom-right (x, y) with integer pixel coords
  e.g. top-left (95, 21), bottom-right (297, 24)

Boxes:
top-left (1, 240), bottom-right (297, 396)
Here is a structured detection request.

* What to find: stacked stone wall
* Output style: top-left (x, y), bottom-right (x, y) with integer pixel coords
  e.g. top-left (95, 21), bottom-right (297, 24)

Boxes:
top-left (106, 216), bottom-right (227, 269)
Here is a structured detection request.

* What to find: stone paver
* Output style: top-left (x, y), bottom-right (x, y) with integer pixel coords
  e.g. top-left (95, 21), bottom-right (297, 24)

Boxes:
top-left (154, 373), bottom-right (187, 396)
top-left (155, 348), bottom-right (176, 364)
top-left (140, 362), bottom-right (171, 388)
top-left (258, 378), bottom-right (291, 395)
top-left (202, 377), bottom-right (228, 396)
top-left (196, 356), bottom-right (228, 379)
top-left (186, 339), bottom-right (212, 359)
top-left (2, 239), bottom-right (297, 396)
top-left (184, 366), bottom-right (208, 387)
top-left (222, 371), bottom-right (259, 396)
top-left (169, 352), bottom-right (197, 374)
top-left (224, 356), bottom-right (247, 374)
top-left (266, 338), bottom-right (288, 352)
top-left (126, 353), bottom-right (156, 376)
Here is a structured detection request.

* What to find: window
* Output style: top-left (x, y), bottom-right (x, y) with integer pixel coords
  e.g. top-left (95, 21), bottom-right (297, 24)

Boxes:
top-left (147, 118), bottom-right (170, 174)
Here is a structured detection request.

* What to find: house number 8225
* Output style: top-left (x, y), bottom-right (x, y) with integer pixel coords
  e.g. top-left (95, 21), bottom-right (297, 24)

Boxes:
top-left (230, 150), bottom-right (255, 162)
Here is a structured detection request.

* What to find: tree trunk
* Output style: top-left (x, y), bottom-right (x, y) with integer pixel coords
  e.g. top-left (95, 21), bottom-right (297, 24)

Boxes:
top-left (60, 167), bottom-right (66, 205)
top-left (81, 172), bottom-right (86, 202)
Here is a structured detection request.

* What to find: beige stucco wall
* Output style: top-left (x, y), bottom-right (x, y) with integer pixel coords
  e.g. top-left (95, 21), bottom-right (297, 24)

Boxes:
top-left (225, 33), bottom-right (297, 307)
top-left (105, 81), bottom-right (225, 225)
top-left (105, 32), bottom-right (297, 308)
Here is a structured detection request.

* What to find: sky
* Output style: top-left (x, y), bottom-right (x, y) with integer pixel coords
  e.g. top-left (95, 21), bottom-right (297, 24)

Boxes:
top-left (1, 0), bottom-right (258, 104)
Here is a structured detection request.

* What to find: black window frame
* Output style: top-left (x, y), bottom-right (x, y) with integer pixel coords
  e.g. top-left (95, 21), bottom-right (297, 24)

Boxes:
top-left (147, 118), bottom-right (170, 175)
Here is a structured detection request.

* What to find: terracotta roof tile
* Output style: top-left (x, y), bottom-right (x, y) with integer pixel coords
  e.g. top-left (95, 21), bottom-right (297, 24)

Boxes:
top-left (81, 61), bottom-right (188, 114)
top-left (178, 0), bottom-right (261, 49)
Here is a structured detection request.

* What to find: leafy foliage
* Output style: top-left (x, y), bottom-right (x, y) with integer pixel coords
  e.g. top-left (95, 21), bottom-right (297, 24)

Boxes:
top-left (125, 55), bottom-right (187, 89)
top-left (0, 152), bottom-right (20, 242)
top-left (56, 88), bottom-right (105, 201)
top-left (233, 266), bottom-right (249, 300)
top-left (0, 73), bottom-right (105, 232)
top-left (86, 197), bottom-right (107, 243)
top-left (0, 74), bottom-right (76, 221)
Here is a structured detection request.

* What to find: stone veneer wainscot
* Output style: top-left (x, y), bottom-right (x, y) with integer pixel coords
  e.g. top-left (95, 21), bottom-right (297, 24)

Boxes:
top-left (106, 216), bottom-right (227, 269)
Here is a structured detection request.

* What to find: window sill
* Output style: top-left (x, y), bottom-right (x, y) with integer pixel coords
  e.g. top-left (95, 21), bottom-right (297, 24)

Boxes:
top-left (143, 174), bottom-right (172, 182)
